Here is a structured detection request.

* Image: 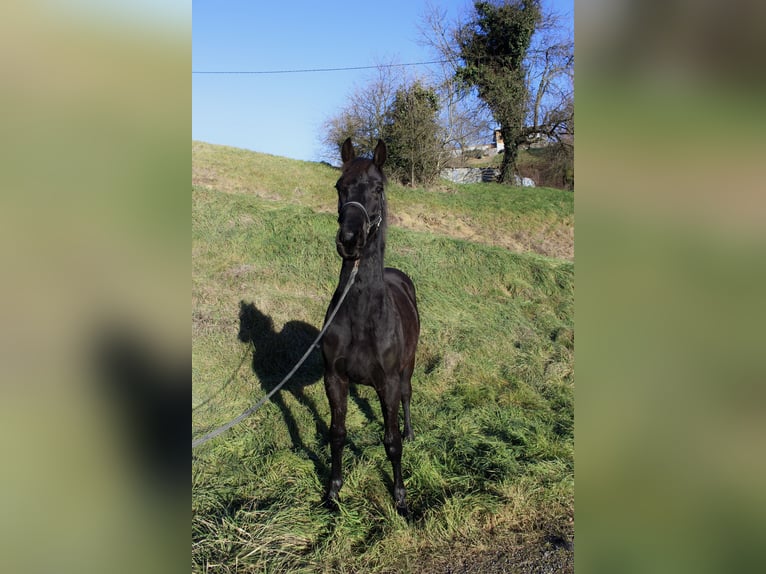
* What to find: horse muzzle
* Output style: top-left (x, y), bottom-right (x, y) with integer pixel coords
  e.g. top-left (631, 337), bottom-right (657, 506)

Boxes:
top-left (335, 227), bottom-right (366, 260)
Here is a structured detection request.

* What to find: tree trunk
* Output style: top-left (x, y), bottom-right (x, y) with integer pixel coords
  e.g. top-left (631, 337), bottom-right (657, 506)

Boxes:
top-left (498, 127), bottom-right (518, 184)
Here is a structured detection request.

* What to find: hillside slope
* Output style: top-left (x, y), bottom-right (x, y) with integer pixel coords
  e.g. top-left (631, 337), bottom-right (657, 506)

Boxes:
top-left (192, 142), bottom-right (574, 573)
top-left (192, 141), bottom-right (574, 260)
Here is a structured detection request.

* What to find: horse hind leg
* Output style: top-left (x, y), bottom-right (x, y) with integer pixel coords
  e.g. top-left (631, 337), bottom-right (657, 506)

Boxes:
top-left (400, 366), bottom-right (415, 441)
top-left (377, 381), bottom-right (408, 517)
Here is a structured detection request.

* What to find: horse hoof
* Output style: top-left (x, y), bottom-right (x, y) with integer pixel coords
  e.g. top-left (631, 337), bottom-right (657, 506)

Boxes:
top-left (324, 493), bottom-right (340, 512)
top-left (403, 431), bottom-right (415, 442)
top-left (396, 503), bottom-right (409, 519)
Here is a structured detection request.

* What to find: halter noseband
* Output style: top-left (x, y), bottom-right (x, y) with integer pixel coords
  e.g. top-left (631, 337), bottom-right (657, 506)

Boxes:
top-left (339, 201), bottom-right (383, 235)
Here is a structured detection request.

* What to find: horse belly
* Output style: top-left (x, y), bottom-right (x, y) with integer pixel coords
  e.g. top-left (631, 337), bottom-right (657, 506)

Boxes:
top-left (344, 360), bottom-right (373, 387)
top-left (384, 269), bottom-right (420, 359)
top-left (345, 339), bottom-right (400, 387)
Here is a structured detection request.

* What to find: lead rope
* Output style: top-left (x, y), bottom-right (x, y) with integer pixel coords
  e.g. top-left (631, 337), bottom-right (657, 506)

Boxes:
top-left (192, 260), bottom-right (360, 450)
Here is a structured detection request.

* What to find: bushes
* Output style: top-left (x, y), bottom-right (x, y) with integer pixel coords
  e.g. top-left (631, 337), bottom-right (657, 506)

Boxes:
top-left (516, 144), bottom-right (574, 191)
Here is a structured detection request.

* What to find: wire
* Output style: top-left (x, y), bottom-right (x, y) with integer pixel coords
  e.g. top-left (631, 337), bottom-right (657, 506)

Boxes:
top-left (192, 60), bottom-right (449, 75)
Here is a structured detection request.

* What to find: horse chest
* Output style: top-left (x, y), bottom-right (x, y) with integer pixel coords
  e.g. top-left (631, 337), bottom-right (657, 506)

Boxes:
top-left (341, 321), bottom-right (400, 384)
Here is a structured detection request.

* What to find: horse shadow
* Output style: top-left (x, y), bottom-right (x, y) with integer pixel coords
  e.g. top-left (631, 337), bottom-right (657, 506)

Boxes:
top-left (237, 301), bottom-right (375, 475)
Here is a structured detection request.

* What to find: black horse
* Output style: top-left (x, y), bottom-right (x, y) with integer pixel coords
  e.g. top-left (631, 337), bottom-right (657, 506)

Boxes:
top-left (321, 138), bottom-right (420, 516)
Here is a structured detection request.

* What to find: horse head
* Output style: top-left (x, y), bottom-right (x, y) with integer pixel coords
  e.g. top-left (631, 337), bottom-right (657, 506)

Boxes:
top-left (334, 138), bottom-right (387, 260)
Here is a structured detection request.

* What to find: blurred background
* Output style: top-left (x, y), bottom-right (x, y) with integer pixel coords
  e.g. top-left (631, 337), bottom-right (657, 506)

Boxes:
top-left (576, 0), bottom-right (766, 572)
top-left (1, 0), bottom-right (764, 572)
top-left (0, 2), bottom-right (188, 573)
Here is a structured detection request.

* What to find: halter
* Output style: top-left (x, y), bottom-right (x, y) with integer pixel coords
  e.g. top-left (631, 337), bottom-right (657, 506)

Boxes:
top-left (339, 200), bottom-right (383, 236)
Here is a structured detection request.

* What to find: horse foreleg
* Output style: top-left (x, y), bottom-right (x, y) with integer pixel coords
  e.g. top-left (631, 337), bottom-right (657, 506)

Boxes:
top-left (324, 374), bottom-right (348, 509)
top-left (378, 382), bottom-right (407, 517)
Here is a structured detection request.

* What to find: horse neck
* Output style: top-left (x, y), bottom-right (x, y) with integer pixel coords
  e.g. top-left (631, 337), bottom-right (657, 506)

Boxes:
top-left (339, 231), bottom-right (386, 304)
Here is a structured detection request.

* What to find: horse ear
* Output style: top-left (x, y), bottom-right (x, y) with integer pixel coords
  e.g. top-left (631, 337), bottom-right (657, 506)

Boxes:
top-left (340, 138), bottom-right (355, 164)
top-left (373, 139), bottom-right (387, 168)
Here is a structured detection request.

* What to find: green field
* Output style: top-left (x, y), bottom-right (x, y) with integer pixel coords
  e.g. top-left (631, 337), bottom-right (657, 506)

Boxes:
top-left (192, 141), bottom-right (574, 573)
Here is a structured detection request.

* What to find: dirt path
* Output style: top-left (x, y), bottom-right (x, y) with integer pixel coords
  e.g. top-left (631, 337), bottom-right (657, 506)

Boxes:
top-left (414, 527), bottom-right (573, 574)
top-left (390, 211), bottom-right (573, 261)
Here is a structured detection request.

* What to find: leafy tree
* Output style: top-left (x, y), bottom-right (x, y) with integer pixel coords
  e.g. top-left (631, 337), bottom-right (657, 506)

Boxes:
top-left (421, 0), bottom-right (573, 186)
top-left (322, 70), bottom-right (447, 187)
top-left (456, 0), bottom-right (542, 183)
top-left (382, 81), bottom-right (445, 186)
top-left (320, 64), bottom-right (402, 162)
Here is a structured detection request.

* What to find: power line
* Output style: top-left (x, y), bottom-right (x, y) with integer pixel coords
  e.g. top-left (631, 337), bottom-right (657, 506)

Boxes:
top-left (192, 60), bottom-right (449, 75)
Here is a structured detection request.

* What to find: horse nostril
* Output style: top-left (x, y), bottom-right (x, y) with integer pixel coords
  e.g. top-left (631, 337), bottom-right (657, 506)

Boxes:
top-left (340, 230), bottom-right (356, 245)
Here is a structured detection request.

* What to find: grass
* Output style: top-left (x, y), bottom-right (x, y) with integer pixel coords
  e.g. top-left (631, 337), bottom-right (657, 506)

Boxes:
top-left (192, 141), bottom-right (574, 573)
top-left (193, 141), bottom-right (574, 260)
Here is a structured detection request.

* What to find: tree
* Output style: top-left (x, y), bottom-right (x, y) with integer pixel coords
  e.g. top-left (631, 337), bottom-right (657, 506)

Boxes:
top-left (527, 38), bottom-right (573, 139)
top-left (322, 68), bottom-right (448, 187)
top-left (422, 0), bottom-right (573, 185)
top-left (456, 0), bottom-right (541, 183)
top-left (319, 63), bottom-right (403, 162)
top-left (525, 35), bottom-right (574, 189)
top-left (382, 81), bottom-right (445, 186)
top-left (418, 3), bottom-right (495, 157)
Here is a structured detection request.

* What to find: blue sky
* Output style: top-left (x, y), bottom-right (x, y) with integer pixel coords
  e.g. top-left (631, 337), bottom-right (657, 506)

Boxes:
top-left (193, 0), bottom-right (573, 163)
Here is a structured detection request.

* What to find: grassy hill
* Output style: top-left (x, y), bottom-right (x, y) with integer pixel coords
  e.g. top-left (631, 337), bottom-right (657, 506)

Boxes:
top-left (192, 141), bottom-right (574, 260)
top-left (192, 141), bottom-right (574, 573)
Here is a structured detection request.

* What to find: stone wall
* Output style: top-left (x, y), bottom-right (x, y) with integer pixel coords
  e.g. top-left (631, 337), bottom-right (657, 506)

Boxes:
top-left (440, 168), bottom-right (536, 187)
top-left (440, 167), bottom-right (500, 184)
